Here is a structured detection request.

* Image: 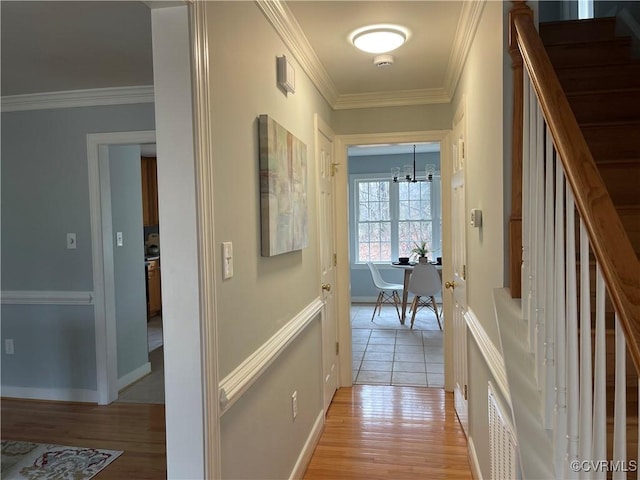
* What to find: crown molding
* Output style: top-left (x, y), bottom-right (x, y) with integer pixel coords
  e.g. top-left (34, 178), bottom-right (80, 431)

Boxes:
top-left (256, 0), bottom-right (339, 107)
top-left (1, 85), bottom-right (154, 112)
top-left (333, 87), bottom-right (450, 110)
top-left (443, 0), bottom-right (486, 98)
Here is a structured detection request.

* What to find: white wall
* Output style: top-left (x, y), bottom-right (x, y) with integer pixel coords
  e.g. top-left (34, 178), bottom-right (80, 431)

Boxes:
top-left (151, 6), bottom-right (204, 478)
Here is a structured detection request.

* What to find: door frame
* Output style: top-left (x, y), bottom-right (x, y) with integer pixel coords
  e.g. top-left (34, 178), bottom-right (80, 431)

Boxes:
top-left (87, 130), bottom-right (157, 405)
top-left (333, 130), bottom-right (452, 389)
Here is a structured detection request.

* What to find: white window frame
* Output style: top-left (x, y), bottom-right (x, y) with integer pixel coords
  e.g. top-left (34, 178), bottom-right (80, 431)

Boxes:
top-left (350, 173), bottom-right (441, 266)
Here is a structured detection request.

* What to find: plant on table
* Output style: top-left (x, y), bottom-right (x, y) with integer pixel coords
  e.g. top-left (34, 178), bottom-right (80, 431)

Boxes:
top-left (411, 241), bottom-right (430, 263)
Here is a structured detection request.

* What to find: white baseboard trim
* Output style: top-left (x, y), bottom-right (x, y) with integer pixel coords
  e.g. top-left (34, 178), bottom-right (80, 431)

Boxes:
top-left (290, 410), bottom-right (325, 480)
top-left (218, 298), bottom-right (323, 415)
top-left (1, 385), bottom-right (97, 403)
top-left (1, 86), bottom-right (154, 112)
top-left (117, 362), bottom-right (152, 391)
top-left (1, 290), bottom-right (94, 305)
top-left (468, 436), bottom-right (483, 480)
top-left (465, 308), bottom-right (510, 404)
top-left (350, 296), bottom-right (377, 303)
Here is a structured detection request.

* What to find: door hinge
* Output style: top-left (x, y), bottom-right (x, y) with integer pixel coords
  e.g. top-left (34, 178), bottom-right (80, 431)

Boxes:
top-left (463, 264), bottom-right (466, 280)
top-left (461, 140), bottom-right (465, 160)
top-left (336, 342), bottom-right (339, 355)
top-left (333, 253), bottom-right (337, 266)
top-left (464, 384), bottom-right (468, 400)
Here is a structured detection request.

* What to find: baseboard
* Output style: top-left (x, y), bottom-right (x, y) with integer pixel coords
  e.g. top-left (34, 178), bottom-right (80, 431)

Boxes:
top-left (117, 362), bottom-right (152, 391)
top-left (1, 385), bottom-right (97, 403)
top-left (350, 296), bottom-right (377, 303)
top-left (468, 436), bottom-right (483, 480)
top-left (289, 409), bottom-right (325, 480)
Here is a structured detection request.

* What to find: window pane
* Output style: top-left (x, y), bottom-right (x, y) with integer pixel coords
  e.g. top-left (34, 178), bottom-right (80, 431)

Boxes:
top-left (353, 175), bottom-right (439, 264)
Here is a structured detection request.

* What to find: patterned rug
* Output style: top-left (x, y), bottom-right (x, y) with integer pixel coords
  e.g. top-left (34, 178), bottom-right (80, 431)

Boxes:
top-left (1, 440), bottom-right (123, 480)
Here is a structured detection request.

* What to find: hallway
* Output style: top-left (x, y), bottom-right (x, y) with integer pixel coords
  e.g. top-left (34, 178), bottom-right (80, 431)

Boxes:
top-left (303, 385), bottom-right (472, 479)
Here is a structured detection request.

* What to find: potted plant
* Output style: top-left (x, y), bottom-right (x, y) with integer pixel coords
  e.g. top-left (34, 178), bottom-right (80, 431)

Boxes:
top-left (411, 241), bottom-right (430, 264)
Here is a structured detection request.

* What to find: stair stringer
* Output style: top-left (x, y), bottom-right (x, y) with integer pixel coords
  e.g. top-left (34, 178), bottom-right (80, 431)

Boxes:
top-left (494, 288), bottom-right (555, 480)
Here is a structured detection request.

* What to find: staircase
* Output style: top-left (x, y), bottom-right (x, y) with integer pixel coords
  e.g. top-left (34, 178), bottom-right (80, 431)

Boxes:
top-left (540, 17), bottom-right (640, 261)
top-left (539, 17), bottom-right (640, 475)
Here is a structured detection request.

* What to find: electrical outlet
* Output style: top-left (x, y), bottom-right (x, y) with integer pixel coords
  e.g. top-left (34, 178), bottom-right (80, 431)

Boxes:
top-left (66, 233), bottom-right (77, 249)
top-left (291, 390), bottom-right (298, 420)
top-left (5, 339), bottom-right (14, 355)
top-left (116, 232), bottom-right (124, 247)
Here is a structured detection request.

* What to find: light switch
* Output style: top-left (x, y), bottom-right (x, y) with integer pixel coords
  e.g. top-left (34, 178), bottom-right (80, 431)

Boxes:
top-left (470, 209), bottom-right (483, 228)
top-left (222, 242), bottom-right (233, 279)
top-left (116, 232), bottom-right (124, 247)
top-left (67, 233), bottom-right (77, 249)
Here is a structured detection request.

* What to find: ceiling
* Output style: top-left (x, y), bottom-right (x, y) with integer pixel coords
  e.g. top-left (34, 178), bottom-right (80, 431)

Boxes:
top-left (1, 0), bottom-right (467, 106)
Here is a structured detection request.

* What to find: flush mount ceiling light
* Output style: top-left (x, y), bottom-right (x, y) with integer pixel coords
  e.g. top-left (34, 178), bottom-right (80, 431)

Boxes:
top-left (350, 25), bottom-right (409, 54)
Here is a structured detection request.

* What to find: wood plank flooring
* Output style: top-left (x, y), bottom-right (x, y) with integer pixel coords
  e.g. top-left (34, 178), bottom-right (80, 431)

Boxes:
top-left (0, 399), bottom-right (166, 479)
top-left (2, 386), bottom-right (470, 480)
top-left (303, 385), bottom-right (472, 480)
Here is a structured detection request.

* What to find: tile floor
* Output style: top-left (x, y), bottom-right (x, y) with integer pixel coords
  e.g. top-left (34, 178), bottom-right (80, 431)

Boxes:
top-left (351, 304), bottom-right (444, 388)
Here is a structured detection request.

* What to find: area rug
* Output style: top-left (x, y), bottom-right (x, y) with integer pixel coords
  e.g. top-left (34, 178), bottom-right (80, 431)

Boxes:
top-left (1, 440), bottom-right (123, 480)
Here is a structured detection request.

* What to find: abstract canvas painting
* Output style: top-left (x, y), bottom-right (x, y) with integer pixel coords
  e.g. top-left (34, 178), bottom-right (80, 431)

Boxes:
top-left (258, 114), bottom-right (308, 256)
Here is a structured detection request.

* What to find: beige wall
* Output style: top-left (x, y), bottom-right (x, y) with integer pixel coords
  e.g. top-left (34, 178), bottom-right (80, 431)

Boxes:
top-left (452, 0), bottom-right (506, 345)
top-left (207, 2), bottom-right (331, 477)
top-left (450, 2), bottom-right (510, 479)
top-left (332, 102), bottom-right (453, 135)
top-left (208, 1), bottom-right (331, 377)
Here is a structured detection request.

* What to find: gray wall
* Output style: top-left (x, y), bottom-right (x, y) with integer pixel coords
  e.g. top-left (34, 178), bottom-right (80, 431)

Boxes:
top-left (348, 151), bottom-right (441, 300)
top-left (108, 145), bottom-right (149, 380)
top-left (1, 103), bottom-right (155, 394)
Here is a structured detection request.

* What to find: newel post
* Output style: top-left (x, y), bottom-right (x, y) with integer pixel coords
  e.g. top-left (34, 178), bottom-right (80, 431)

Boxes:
top-left (508, 0), bottom-right (533, 299)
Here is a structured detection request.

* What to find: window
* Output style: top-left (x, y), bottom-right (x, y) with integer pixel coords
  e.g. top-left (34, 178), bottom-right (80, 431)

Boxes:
top-left (351, 174), bottom-right (441, 263)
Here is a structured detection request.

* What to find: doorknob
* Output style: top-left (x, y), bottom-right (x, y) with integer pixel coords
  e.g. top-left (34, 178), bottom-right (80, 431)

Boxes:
top-left (445, 281), bottom-right (456, 290)
top-left (322, 283), bottom-right (332, 292)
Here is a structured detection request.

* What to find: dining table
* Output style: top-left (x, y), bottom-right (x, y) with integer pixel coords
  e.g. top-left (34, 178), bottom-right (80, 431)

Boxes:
top-left (390, 261), bottom-right (443, 323)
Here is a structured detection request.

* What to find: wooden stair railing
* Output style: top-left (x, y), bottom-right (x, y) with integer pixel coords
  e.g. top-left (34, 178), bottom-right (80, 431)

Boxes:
top-left (509, 1), bottom-right (640, 372)
top-left (507, 2), bottom-right (640, 477)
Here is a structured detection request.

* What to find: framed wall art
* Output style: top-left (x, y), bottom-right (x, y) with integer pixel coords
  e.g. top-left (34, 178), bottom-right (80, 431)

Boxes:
top-left (258, 114), bottom-right (308, 256)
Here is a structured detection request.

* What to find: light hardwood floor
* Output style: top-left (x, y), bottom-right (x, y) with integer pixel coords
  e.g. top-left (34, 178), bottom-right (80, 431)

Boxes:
top-left (2, 387), bottom-right (470, 480)
top-left (0, 399), bottom-right (166, 479)
top-left (303, 385), bottom-right (472, 480)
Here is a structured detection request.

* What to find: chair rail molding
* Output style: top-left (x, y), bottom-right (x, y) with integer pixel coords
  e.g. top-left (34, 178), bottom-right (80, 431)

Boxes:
top-left (218, 298), bottom-right (323, 415)
top-left (1, 290), bottom-right (94, 305)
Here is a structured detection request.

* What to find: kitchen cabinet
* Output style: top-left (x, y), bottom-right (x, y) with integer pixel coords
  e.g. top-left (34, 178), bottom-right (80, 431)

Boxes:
top-left (141, 156), bottom-right (159, 226)
top-left (147, 258), bottom-right (162, 317)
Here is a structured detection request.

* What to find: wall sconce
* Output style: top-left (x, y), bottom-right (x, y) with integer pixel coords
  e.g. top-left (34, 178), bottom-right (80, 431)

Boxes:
top-left (391, 145), bottom-right (435, 183)
top-left (277, 55), bottom-right (295, 95)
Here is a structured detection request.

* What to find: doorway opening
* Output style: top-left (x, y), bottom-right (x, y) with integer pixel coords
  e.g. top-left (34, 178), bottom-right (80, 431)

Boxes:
top-left (344, 141), bottom-right (444, 388)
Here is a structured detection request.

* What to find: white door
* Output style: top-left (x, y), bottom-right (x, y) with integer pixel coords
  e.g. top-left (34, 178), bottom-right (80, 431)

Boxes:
top-left (450, 110), bottom-right (469, 435)
top-left (317, 117), bottom-right (339, 413)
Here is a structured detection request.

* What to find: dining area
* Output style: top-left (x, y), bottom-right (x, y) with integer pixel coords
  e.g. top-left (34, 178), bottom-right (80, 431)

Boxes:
top-left (367, 258), bottom-right (443, 330)
top-left (350, 256), bottom-right (444, 388)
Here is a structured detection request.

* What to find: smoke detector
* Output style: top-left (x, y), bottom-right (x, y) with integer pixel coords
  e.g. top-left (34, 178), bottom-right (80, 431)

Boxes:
top-left (373, 54), bottom-right (394, 67)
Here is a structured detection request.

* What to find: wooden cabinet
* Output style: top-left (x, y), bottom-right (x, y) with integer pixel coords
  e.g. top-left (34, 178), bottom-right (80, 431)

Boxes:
top-left (141, 156), bottom-right (159, 226)
top-left (147, 258), bottom-right (162, 317)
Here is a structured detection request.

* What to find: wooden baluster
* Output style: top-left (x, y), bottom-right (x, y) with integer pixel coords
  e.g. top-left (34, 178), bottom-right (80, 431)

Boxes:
top-left (579, 221), bottom-right (593, 475)
top-left (543, 125), bottom-right (556, 429)
top-left (566, 188), bottom-right (579, 478)
top-left (592, 266), bottom-right (607, 480)
top-left (554, 156), bottom-right (567, 477)
top-left (613, 313), bottom-right (627, 480)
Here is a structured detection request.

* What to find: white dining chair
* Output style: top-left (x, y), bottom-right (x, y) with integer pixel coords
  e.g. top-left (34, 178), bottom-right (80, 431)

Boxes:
top-left (366, 262), bottom-right (403, 322)
top-left (407, 262), bottom-right (443, 329)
